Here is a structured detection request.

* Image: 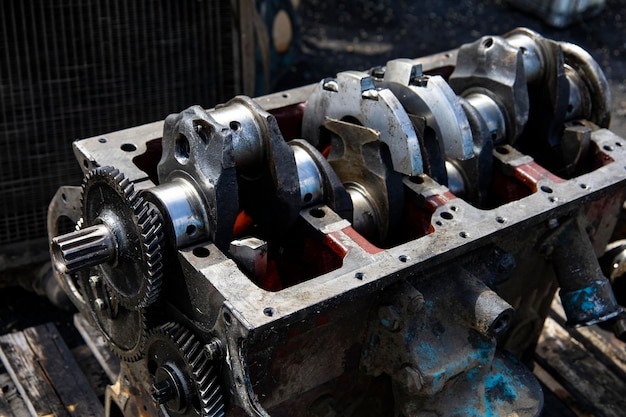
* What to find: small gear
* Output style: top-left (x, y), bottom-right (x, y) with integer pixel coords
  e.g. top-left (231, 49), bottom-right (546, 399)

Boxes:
top-left (81, 166), bottom-right (164, 309)
top-left (146, 322), bottom-right (225, 417)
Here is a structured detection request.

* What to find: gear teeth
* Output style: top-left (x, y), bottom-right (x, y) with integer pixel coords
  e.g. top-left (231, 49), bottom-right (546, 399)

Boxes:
top-left (81, 166), bottom-right (164, 310)
top-left (146, 323), bottom-right (226, 417)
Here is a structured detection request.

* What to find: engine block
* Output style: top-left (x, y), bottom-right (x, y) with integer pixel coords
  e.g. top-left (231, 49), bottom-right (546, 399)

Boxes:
top-left (48, 28), bottom-right (624, 417)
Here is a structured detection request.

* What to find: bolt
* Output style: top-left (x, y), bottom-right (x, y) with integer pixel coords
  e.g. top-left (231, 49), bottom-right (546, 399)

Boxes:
top-left (378, 305), bottom-right (402, 331)
top-left (94, 298), bottom-right (107, 311)
top-left (395, 365), bottom-right (423, 395)
top-left (547, 218), bottom-right (559, 229)
top-left (322, 79), bottom-right (339, 92)
top-left (361, 89), bottom-right (379, 100)
top-left (407, 293), bottom-right (425, 314)
top-left (411, 75), bottom-right (429, 87)
top-left (89, 275), bottom-right (101, 288)
top-left (203, 338), bottom-right (224, 360)
top-left (370, 66), bottom-right (385, 79)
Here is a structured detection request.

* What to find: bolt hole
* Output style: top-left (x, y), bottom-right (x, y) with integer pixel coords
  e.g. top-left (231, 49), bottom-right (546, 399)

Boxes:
top-left (491, 312), bottom-right (512, 336)
top-left (604, 145), bottom-right (614, 152)
top-left (121, 143), bottom-right (137, 152)
top-left (223, 311), bottom-right (232, 325)
top-left (98, 137), bottom-right (107, 143)
top-left (496, 216), bottom-right (505, 224)
top-left (440, 212), bottom-right (454, 220)
top-left (580, 183), bottom-right (589, 189)
top-left (304, 193), bottom-right (313, 203)
top-left (399, 255), bottom-right (408, 263)
top-left (355, 272), bottom-right (364, 280)
top-left (193, 247), bottom-right (211, 258)
top-left (309, 207), bottom-right (325, 218)
top-left (540, 185), bottom-right (553, 193)
top-left (409, 176), bottom-right (424, 184)
top-left (229, 121), bottom-right (242, 131)
top-left (459, 231), bottom-right (468, 238)
top-left (495, 146), bottom-right (509, 155)
top-left (616, 142), bottom-right (623, 147)
top-left (483, 37), bottom-right (494, 48)
top-left (263, 307), bottom-right (275, 317)
top-left (175, 134), bottom-right (190, 163)
top-left (282, 93), bottom-right (289, 99)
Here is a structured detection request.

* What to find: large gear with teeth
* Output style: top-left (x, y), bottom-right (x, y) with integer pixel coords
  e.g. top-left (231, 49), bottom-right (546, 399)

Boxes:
top-left (145, 322), bottom-right (225, 417)
top-left (81, 166), bottom-right (164, 309)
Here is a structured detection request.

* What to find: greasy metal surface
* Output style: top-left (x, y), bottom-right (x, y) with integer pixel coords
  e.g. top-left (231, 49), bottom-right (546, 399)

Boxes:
top-left (46, 28), bottom-right (626, 417)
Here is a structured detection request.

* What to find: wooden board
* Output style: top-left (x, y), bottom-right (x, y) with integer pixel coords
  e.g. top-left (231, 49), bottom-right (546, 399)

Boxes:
top-left (0, 323), bottom-right (104, 417)
top-left (534, 298), bottom-right (626, 417)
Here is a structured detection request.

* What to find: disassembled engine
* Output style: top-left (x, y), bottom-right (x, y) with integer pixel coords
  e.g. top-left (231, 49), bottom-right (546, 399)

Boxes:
top-left (48, 28), bottom-right (625, 417)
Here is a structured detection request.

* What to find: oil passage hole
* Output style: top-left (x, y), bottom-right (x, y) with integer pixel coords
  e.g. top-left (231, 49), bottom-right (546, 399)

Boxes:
top-left (230, 121), bottom-right (242, 131)
top-left (604, 145), bottom-right (614, 152)
top-left (540, 185), bottom-right (553, 193)
top-left (496, 216), bottom-right (506, 224)
top-left (176, 134), bottom-right (190, 163)
top-left (450, 206), bottom-right (458, 212)
top-left (98, 137), bottom-right (107, 143)
top-left (309, 207), bottom-right (325, 218)
top-left (223, 311), bottom-right (232, 325)
top-left (304, 193), bottom-right (313, 203)
top-left (459, 231), bottom-right (468, 238)
top-left (193, 247), bottom-right (211, 258)
top-left (263, 307), bottom-right (275, 317)
top-left (440, 212), bottom-right (454, 220)
top-left (549, 196), bottom-right (558, 203)
top-left (186, 224), bottom-right (197, 236)
top-left (483, 37), bottom-right (494, 48)
top-left (355, 272), bottom-right (364, 280)
top-left (121, 143), bottom-right (137, 152)
top-left (580, 183), bottom-right (589, 189)
top-left (616, 142), bottom-right (623, 147)
top-left (399, 255), bottom-right (408, 263)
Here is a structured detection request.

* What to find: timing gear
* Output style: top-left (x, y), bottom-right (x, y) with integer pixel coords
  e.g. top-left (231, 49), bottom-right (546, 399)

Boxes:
top-left (79, 270), bottom-right (152, 362)
top-left (146, 322), bottom-right (225, 417)
top-left (77, 166), bottom-right (164, 309)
